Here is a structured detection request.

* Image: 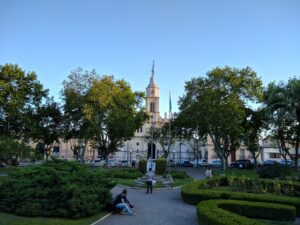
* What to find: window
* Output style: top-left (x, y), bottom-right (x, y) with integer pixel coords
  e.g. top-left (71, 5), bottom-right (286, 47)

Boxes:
top-left (269, 153), bottom-right (281, 158)
top-left (239, 149), bottom-right (245, 159)
top-left (150, 102), bottom-right (155, 112)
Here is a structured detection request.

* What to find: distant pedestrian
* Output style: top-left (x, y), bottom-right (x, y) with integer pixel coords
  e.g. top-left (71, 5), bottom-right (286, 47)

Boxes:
top-left (146, 167), bottom-right (155, 194)
top-left (205, 166), bottom-right (213, 178)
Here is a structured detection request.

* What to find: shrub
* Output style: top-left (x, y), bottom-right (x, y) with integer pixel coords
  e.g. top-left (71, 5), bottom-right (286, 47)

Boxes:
top-left (0, 159), bottom-right (115, 218)
top-left (171, 170), bottom-right (189, 179)
top-left (197, 199), bottom-right (296, 225)
top-left (138, 159), bottom-right (147, 174)
top-left (181, 177), bottom-right (300, 216)
top-left (155, 158), bottom-right (167, 175)
top-left (106, 168), bottom-right (142, 179)
top-left (257, 164), bottom-right (293, 179)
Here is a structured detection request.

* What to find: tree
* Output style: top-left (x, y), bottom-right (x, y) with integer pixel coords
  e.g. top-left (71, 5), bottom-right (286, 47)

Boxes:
top-left (0, 63), bottom-right (47, 139)
top-left (28, 99), bottom-right (63, 159)
top-left (264, 78), bottom-right (300, 169)
top-left (179, 66), bottom-right (263, 169)
top-left (242, 108), bottom-right (266, 167)
top-left (84, 76), bottom-right (148, 163)
top-left (61, 68), bottom-right (98, 162)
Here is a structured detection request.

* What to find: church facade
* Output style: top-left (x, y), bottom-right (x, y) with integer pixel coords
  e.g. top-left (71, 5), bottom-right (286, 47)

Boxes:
top-left (54, 63), bottom-right (287, 165)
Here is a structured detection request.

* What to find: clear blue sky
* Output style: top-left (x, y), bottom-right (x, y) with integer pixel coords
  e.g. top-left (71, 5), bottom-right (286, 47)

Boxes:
top-left (1, 0), bottom-right (299, 114)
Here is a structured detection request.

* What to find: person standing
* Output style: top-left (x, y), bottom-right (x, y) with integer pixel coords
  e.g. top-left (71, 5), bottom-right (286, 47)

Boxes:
top-left (205, 166), bottom-right (213, 178)
top-left (146, 167), bottom-right (155, 194)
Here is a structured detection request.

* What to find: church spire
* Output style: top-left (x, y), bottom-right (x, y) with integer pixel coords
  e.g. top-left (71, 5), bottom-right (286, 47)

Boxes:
top-left (149, 60), bottom-right (156, 86)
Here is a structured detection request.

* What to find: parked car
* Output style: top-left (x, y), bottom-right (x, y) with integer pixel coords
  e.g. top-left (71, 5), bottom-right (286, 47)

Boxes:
top-left (263, 160), bottom-right (280, 166)
top-left (18, 160), bottom-right (35, 167)
top-left (106, 159), bottom-right (118, 167)
top-left (169, 160), bottom-right (176, 167)
top-left (0, 162), bottom-right (7, 167)
top-left (278, 159), bottom-right (294, 166)
top-left (176, 160), bottom-right (193, 167)
top-left (119, 160), bottom-right (129, 167)
top-left (229, 160), bottom-right (254, 169)
top-left (191, 159), bottom-right (209, 167)
top-left (249, 159), bottom-right (264, 167)
top-left (209, 159), bottom-right (221, 167)
top-left (90, 159), bottom-right (105, 167)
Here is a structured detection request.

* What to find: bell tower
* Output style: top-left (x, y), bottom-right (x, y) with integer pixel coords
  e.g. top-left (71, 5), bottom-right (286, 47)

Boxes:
top-left (146, 61), bottom-right (160, 122)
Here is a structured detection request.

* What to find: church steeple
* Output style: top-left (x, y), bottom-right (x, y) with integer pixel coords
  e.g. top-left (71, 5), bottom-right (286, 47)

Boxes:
top-left (149, 60), bottom-right (155, 86)
top-left (146, 61), bottom-right (160, 122)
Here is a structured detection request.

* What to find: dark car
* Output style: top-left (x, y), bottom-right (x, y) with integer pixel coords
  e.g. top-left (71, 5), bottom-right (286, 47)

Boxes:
top-left (0, 162), bottom-right (7, 167)
top-left (181, 160), bottom-right (193, 167)
top-left (230, 160), bottom-right (254, 169)
top-left (263, 160), bottom-right (280, 166)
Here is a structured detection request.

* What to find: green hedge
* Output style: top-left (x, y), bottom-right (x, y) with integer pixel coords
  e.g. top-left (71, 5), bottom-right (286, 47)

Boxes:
top-left (155, 158), bottom-right (167, 175)
top-left (181, 177), bottom-right (300, 216)
top-left (106, 168), bottom-right (142, 179)
top-left (0, 160), bottom-right (115, 218)
top-left (171, 170), bottom-right (189, 179)
top-left (138, 159), bottom-right (147, 174)
top-left (197, 199), bottom-right (296, 225)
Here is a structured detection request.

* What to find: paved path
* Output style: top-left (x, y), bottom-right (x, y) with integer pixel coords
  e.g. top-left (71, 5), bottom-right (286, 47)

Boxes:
top-left (95, 185), bottom-right (198, 225)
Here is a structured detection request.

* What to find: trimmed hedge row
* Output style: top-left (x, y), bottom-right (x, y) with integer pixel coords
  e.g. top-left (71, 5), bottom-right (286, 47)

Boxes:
top-left (197, 199), bottom-right (296, 225)
top-left (106, 168), bottom-right (142, 179)
top-left (155, 158), bottom-right (167, 175)
top-left (181, 177), bottom-right (300, 216)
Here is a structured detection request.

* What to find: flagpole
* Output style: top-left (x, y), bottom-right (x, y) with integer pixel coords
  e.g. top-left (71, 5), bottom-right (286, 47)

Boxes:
top-left (168, 92), bottom-right (172, 175)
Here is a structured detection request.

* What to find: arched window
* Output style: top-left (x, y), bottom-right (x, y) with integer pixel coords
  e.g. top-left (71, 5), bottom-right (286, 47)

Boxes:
top-left (150, 102), bottom-right (155, 112)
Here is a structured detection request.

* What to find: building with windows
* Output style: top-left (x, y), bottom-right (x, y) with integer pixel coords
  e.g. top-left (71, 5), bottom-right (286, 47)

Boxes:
top-left (53, 63), bottom-right (293, 165)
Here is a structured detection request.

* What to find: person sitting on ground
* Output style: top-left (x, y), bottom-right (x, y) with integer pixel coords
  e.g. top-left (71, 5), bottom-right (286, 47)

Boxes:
top-left (205, 166), bottom-right (213, 178)
top-left (146, 167), bottom-right (155, 194)
top-left (114, 189), bottom-right (134, 215)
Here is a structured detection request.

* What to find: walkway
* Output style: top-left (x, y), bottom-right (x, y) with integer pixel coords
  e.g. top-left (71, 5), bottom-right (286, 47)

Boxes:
top-left (95, 185), bottom-right (198, 225)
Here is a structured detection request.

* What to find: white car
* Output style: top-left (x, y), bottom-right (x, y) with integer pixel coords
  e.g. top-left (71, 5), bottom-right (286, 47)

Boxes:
top-left (90, 159), bottom-right (105, 167)
top-left (106, 159), bottom-right (118, 167)
top-left (191, 159), bottom-right (209, 167)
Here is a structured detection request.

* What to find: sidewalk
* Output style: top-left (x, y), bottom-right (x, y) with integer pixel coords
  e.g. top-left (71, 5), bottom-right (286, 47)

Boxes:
top-left (94, 185), bottom-right (198, 225)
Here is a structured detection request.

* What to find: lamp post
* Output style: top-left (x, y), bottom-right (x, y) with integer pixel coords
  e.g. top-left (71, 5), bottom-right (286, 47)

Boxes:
top-left (150, 115), bottom-right (154, 169)
top-left (129, 149), bottom-right (132, 165)
top-left (172, 150), bottom-right (175, 162)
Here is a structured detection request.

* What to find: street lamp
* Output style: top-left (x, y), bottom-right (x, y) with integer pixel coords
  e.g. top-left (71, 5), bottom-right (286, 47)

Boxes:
top-left (172, 150), bottom-right (175, 162)
top-left (129, 149), bottom-right (132, 165)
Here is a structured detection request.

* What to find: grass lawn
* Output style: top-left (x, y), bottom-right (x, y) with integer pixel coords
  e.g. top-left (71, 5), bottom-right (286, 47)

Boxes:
top-left (0, 211), bottom-right (107, 225)
top-left (172, 177), bottom-right (194, 187)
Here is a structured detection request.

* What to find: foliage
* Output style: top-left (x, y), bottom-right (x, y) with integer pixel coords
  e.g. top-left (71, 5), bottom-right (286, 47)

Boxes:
top-left (0, 211), bottom-right (107, 225)
top-left (138, 159), bottom-right (147, 174)
top-left (155, 158), bottom-right (167, 175)
top-left (178, 66), bottom-right (263, 169)
top-left (0, 64), bottom-right (48, 139)
top-left (197, 199), bottom-right (296, 225)
top-left (264, 78), bottom-right (300, 169)
top-left (242, 108), bottom-right (266, 165)
top-left (257, 164), bottom-right (293, 179)
top-left (0, 136), bottom-right (32, 164)
top-left (181, 177), bottom-right (300, 215)
top-left (0, 160), bottom-right (115, 218)
top-left (171, 170), bottom-right (189, 179)
top-left (106, 168), bottom-right (142, 179)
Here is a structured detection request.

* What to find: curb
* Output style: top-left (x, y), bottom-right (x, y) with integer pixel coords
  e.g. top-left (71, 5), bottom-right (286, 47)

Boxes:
top-left (90, 212), bottom-right (112, 225)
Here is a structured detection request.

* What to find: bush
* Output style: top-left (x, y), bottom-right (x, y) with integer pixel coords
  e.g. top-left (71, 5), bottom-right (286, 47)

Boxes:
top-left (171, 170), bottom-right (189, 179)
top-left (106, 168), bottom-right (142, 179)
top-left (155, 158), bottom-right (167, 175)
top-left (138, 159), bottom-right (147, 174)
top-left (0, 159), bottom-right (115, 218)
top-left (257, 164), bottom-right (293, 179)
top-left (181, 177), bottom-right (300, 216)
top-left (197, 199), bottom-right (296, 225)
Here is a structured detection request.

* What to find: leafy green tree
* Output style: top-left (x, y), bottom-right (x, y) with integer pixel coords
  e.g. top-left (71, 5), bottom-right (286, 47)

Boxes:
top-left (179, 66), bottom-right (263, 169)
top-left (0, 63), bottom-right (47, 139)
top-left (242, 108), bottom-right (266, 167)
top-left (61, 68), bottom-right (98, 162)
top-left (28, 99), bottom-right (63, 159)
top-left (264, 78), bottom-right (300, 169)
top-left (84, 76), bottom-right (148, 163)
